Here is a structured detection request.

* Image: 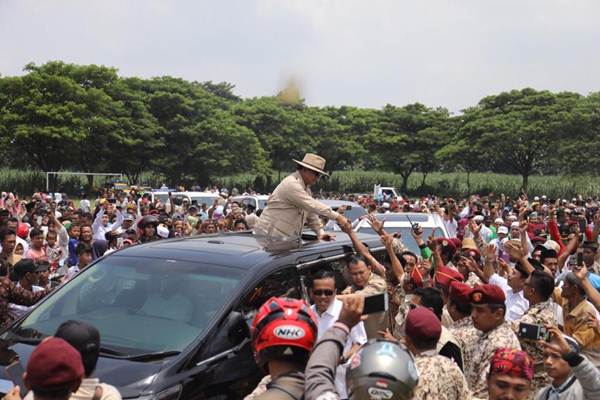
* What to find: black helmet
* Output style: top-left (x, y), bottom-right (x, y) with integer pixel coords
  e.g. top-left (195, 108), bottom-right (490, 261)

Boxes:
top-left (346, 339), bottom-right (418, 400)
top-left (138, 215), bottom-right (158, 229)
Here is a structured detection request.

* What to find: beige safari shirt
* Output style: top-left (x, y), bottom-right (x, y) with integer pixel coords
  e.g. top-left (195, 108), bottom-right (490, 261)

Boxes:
top-left (342, 271), bottom-right (387, 296)
top-left (342, 272), bottom-right (388, 338)
top-left (254, 172), bottom-right (339, 239)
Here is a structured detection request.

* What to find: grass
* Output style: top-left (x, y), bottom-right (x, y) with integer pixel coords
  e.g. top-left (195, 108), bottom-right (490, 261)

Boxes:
top-left (213, 170), bottom-right (600, 198)
top-left (2, 168), bottom-right (600, 199)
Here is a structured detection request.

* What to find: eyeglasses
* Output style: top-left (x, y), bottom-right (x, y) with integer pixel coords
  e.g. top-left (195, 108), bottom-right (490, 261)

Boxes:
top-left (313, 289), bottom-right (334, 297)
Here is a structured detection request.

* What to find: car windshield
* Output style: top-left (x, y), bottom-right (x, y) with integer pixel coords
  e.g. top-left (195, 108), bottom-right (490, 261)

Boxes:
top-left (7, 256), bottom-right (242, 356)
top-left (257, 199), bottom-right (268, 209)
top-left (356, 227), bottom-right (445, 255)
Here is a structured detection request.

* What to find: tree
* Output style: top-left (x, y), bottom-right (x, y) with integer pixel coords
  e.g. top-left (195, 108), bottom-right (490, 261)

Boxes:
top-left (200, 81), bottom-right (240, 102)
top-left (365, 103), bottom-right (449, 193)
top-left (104, 77), bottom-right (164, 184)
top-left (0, 62), bottom-right (119, 176)
top-left (558, 92), bottom-right (600, 177)
top-left (188, 111), bottom-right (267, 184)
top-left (234, 97), bottom-right (312, 181)
top-left (461, 89), bottom-right (580, 192)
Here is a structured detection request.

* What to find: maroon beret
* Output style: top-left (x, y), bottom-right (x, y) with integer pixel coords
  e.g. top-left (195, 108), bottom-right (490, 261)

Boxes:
top-left (470, 284), bottom-right (506, 305)
top-left (26, 337), bottom-right (84, 389)
top-left (435, 265), bottom-right (464, 289)
top-left (405, 306), bottom-right (441, 342)
top-left (436, 238), bottom-right (457, 255)
top-left (449, 280), bottom-right (473, 305)
top-left (449, 238), bottom-right (462, 249)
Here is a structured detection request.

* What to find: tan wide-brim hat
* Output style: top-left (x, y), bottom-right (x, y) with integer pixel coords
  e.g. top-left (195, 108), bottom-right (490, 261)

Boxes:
top-left (293, 153), bottom-right (329, 176)
top-left (461, 238), bottom-right (478, 251)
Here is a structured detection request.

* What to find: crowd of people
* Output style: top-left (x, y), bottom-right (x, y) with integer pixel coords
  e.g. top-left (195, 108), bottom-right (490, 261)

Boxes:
top-left (2, 157), bottom-right (600, 399)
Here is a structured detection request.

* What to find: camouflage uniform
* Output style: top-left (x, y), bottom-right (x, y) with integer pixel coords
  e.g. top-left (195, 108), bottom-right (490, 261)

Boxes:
top-left (392, 283), bottom-right (410, 338)
top-left (465, 321), bottom-right (521, 399)
top-left (413, 350), bottom-right (471, 400)
top-left (449, 317), bottom-right (479, 373)
top-left (514, 300), bottom-right (556, 396)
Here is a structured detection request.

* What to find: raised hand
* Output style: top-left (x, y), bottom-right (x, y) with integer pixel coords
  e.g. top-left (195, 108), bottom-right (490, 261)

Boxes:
top-left (573, 264), bottom-right (589, 281)
top-left (338, 294), bottom-right (365, 329)
top-left (519, 219), bottom-right (528, 232)
top-left (381, 233), bottom-right (394, 249)
top-left (366, 214), bottom-right (384, 234)
top-left (378, 328), bottom-right (398, 342)
top-left (504, 240), bottom-right (524, 260)
top-left (484, 243), bottom-right (497, 260)
top-left (538, 326), bottom-right (572, 356)
top-left (469, 219), bottom-right (481, 235)
top-left (497, 258), bottom-right (512, 275)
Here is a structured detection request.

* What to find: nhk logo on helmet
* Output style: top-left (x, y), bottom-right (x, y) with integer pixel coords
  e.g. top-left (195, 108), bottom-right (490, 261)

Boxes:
top-left (367, 387), bottom-right (393, 399)
top-left (273, 325), bottom-right (306, 340)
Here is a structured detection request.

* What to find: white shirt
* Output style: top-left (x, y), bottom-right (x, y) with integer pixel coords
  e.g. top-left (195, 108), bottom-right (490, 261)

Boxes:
top-left (92, 208), bottom-right (124, 242)
top-left (443, 217), bottom-right (458, 238)
top-left (489, 274), bottom-right (529, 321)
top-left (312, 298), bottom-right (367, 398)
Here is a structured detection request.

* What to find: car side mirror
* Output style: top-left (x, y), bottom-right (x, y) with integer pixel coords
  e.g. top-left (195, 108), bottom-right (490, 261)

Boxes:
top-left (192, 311), bottom-right (252, 374)
top-left (222, 310), bottom-right (250, 344)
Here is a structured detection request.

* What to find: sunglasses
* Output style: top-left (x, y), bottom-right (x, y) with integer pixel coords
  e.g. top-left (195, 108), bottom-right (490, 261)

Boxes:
top-left (408, 303), bottom-right (418, 310)
top-left (313, 289), bottom-right (334, 297)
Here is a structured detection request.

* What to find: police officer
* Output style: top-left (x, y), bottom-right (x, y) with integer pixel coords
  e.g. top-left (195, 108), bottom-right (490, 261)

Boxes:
top-left (254, 154), bottom-right (348, 240)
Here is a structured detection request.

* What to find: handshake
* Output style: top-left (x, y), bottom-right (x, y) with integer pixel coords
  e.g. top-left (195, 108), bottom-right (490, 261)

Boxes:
top-left (318, 215), bottom-right (351, 241)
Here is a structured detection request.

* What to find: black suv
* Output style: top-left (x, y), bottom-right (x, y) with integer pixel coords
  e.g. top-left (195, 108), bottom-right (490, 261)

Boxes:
top-left (0, 232), bottom-right (386, 399)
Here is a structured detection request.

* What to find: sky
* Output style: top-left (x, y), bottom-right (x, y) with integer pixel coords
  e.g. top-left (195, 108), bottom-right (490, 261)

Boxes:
top-left (1, 0), bottom-right (600, 112)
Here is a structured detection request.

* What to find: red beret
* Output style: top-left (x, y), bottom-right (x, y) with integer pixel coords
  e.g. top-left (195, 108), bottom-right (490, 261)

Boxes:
top-left (405, 306), bottom-right (441, 342)
top-left (449, 281), bottom-right (473, 304)
top-left (26, 337), bottom-right (84, 389)
top-left (448, 238), bottom-right (462, 249)
top-left (470, 284), bottom-right (506, 305)
top-left (435, 265), bottom-right (464, 289)
top-left (489, 348), bottom-right (534, 381)
top-left (436, 238), bottom-right (457, 255)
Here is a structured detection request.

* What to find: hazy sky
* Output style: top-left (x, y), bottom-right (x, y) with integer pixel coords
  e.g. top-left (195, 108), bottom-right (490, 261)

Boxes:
top-left (1, 0), bottom-right (599, 112)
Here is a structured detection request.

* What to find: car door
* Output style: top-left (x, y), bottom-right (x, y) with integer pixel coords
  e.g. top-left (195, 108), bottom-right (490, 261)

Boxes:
top-left (180, 266), bottom-right (302, 400)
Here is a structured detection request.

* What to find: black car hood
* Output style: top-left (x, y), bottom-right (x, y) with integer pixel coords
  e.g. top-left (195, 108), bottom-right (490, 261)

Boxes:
top-left (0, 341), bottom-right (166, 398)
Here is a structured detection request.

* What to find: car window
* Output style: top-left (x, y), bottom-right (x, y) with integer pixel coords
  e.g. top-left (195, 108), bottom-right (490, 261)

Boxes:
top-left (241, 267), bottom-right (301, 312)
top-left (155, 193), bottom-right (169, 203)
top-left (10, 256), bottom-right (242, 355)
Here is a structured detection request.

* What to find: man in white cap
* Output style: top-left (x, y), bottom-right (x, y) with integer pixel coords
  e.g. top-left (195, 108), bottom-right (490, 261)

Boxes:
top-left (254, 153), bottom-right (348, 240)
